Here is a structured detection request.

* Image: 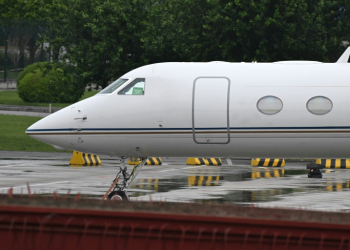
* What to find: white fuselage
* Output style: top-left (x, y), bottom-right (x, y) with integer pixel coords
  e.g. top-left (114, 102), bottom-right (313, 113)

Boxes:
top-left (26, 61), bottom-right (350, 158)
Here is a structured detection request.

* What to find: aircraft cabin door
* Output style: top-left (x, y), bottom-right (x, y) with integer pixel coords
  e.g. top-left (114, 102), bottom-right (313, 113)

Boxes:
top-left (192, 77), bottom-right (230, 144)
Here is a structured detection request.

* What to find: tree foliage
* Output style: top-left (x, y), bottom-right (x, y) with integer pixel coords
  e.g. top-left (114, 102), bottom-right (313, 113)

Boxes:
top-left (0, 0), bottom-right (52, 66)
top-left (4, 0), bottom-right (349, 90)
top-left (43, 0), bottom-right (146, 88)
top-left (142, 0), bottom-right (350, 63)
top-left (17, 62), bottom-right (83, 103)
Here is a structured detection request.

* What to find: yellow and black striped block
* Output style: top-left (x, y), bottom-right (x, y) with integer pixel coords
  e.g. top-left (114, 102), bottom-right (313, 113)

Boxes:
top-left (186, 158), bottom-right (222, 166)
top-left (127, 157), bottom-right (141, 165)
top-left (145, 157), bottom-right (162, 165)
top-left (188, 175), bottom-right (223, 186)
top-left (69, 151), bottom-right (102, 166)
top-left (251, 169), bottom-right (285, 179)
top-left (325, 181), bottom-right (350, 192)
top-left (131, 178), bottom-right (159, 192)
top-left (251, 158), bottom-right (285, 167)
top-left (316, 159), bottom-right (350, 169)
top-left (127, 157), bottom-right (162, 165)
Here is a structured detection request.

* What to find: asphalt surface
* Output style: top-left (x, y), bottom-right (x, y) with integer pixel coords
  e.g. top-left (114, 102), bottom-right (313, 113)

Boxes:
top-left (1, 151), bottom-right (350, 211)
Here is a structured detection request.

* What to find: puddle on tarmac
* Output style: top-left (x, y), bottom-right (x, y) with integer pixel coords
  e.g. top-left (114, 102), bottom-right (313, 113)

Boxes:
top-left (3, 156), bottom-right (349, 206)
top-left (129, 167), bottom-right (350, 203)
top-left (192, 188), bottom-right (296, 204)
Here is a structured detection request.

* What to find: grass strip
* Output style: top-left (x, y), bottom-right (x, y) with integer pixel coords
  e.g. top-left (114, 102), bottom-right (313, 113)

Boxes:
top-left (0, 90), bottom-right (98, 107)
top-left (0, 114), bottom-right (64, 152)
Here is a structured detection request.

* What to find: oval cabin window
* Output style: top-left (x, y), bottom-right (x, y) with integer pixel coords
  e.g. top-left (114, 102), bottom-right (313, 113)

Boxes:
top-left (257, 96), bottom-right (283, 115)
top-left (307, 96), bottom-right (333, 115)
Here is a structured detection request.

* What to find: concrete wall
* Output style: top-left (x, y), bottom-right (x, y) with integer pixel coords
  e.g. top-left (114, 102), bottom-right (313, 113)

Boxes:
top-left (0, 80), bottom-right (17, 89)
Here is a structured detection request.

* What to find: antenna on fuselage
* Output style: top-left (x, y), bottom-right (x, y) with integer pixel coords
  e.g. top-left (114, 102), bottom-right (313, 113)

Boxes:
top-left (336, 47), bottom-right (350, 63)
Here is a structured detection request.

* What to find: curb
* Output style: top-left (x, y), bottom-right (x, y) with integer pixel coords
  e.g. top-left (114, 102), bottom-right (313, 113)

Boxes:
top-left (0, 104), bottom-right (62, 113)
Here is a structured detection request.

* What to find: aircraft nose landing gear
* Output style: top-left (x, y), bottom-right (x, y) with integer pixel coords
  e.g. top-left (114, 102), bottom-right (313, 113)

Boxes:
top-left (108, 190), bottom-right (128, 201)
top-left (102, 157), bottom-right (147, 201)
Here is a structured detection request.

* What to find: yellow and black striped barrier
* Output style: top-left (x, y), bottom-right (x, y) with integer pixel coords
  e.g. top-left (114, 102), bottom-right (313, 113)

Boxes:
top-left (188, 175), bottom-right (223, 186)
top-left (127, 157), bottom-right (140, 165)
top-left (316, 159), bottom-right (350, 169)
top-left (251, 169), bottom-right (285, 179)
top-left (251, 158), bottom-right (285, 167)
top-left (146, 157), bottom-right (162, 165)
top-left (131, 178), bottom-right (159, 192)
top-left (325, 181), bottom-right (350, 191)
top-left (250, 189), bottom-right (284, 202)
top-left (127, 157), bottom-right (162, 165)
top-left (186, 158), bottom-right (222, 166)
top-left (69, 151), bottom-right (102, 166)
top-left (249, 181), bottom-right (350, 202)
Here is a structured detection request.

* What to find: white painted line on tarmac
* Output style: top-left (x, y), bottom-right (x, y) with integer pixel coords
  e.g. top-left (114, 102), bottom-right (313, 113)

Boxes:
top-left (0, 181), bottom-right (70, 191)
top-left (158, 165), bottom-right (203, 172)
top-left (159, 169), bottom-right (178, 172)
top-left (182, 166), bottom-right (203, 169)
top-left (0, 163), bottom-right (29, 168)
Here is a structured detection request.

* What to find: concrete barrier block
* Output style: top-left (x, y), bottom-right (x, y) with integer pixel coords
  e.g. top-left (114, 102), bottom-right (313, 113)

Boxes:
top-left (316, 159), bottom-right (350, 169)
top-left (251, 158), bottom-right (285, 167)
top-left (186, 158), bottom-right (222, 166)
top-left (127, 157), bottom-right (162, 165)
top-left (69, 151), bottom-right (102, 166)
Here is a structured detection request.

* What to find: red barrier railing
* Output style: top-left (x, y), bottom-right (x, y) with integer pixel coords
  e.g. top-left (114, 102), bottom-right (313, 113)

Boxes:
top-left (0, 190), bottom-right (350, 249)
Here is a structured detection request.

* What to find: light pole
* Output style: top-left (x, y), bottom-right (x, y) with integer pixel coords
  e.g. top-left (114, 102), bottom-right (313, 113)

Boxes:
top-left (2, 26), bottom-right (8, 84)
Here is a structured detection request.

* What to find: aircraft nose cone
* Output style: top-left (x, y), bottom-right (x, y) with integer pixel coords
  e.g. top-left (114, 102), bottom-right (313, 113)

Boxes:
top-left (26, 114), bottom-right (53, 136)
top-left (26, 119), bottom-right (42, 135)
top-left (26, 115), bottom-right (55, 144)
top-left (25, 96), bottom-right (98, 150)
top-left (25, 108), bottom-right (73, 149)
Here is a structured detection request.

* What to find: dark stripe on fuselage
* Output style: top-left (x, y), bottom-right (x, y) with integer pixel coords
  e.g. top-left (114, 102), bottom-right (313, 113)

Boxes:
top-left (26, 126), bottom-right (350, 136)
top-left (26, 130), bottom-right (350, 136)
top-left (26, 126), bottom-right (350, 132)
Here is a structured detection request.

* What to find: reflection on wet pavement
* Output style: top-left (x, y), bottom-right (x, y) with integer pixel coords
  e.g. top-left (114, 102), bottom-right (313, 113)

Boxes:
top-left (129, 165), bottom-right (350, 211)
top-left (2, 153), bottom-right (350, 211)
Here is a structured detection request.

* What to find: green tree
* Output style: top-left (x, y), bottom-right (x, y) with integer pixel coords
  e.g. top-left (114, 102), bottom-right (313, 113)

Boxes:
top-left (17, 62), bottom-right (83, 103)
top-left (44, 0), bottom-right (146, 88)
top-left (141, 0), bottom-right (210, 63)
top-left (0, 0), bottom-right (52, 67)
top-left (36, 0), bottom-right (350, 93)
top-left (142, 0), bottom-right (350, 63)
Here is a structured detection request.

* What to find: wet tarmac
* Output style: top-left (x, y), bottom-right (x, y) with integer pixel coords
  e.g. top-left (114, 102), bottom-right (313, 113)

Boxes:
top-left (1, 151), bottom-right (350, 212)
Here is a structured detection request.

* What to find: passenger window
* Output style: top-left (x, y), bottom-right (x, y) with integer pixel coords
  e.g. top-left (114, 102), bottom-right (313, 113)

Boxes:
top-left (118, 78), bottom-right (145, 95)
top-left (257, 96), bottom-right (283, 115)
top-left (307, 96), bottom-right (333, 115)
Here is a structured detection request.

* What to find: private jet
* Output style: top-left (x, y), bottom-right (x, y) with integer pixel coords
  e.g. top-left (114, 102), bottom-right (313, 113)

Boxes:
top-left (26, 47), bottom-right (350, 200)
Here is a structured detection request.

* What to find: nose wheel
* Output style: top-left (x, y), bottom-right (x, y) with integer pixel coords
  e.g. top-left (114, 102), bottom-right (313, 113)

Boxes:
top-left (107, 190), bottom-right (128, 201)
top-left (102, 157), bottom-right (147, 201)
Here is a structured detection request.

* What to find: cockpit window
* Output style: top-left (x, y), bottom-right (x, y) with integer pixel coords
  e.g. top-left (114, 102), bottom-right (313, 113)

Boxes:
top-left (118, 78), bottom-right (145, 95)
top-left (99, 78), bottom-right (128, 94)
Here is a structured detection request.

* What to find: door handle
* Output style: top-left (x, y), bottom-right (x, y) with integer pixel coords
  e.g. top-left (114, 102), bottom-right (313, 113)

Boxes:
top-left (74, 116), bottom-right (87, 120)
